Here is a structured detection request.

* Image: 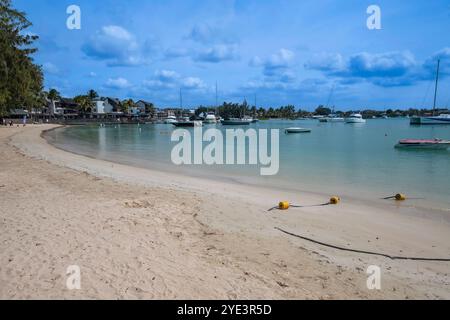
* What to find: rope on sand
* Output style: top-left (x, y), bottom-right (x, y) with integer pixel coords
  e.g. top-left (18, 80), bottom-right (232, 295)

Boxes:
top-left (275, 227), bottom-right (450, 262)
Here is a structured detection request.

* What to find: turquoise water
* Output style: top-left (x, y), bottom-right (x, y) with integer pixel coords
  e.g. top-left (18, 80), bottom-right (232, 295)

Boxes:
top-left (45, 119), bottom-right (450, 209)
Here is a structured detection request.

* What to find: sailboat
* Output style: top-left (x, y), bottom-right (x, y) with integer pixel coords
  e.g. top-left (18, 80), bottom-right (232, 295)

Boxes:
top-left (410, 59), bottom-right (450, 125)
top-left (221, 98), bottom-right (252, 125)
top-left (172, 88), bottom-right (203, 127)
top-left (204, 82), bottom-right (218, 124)
top-left (319, 85), bottom-right (344, 122)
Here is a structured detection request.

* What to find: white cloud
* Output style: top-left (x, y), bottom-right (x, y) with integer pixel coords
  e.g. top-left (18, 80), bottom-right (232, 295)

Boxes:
top-left (143, 70), bottom-right (206, 91)
top-left (155, 70), bottom-right (180, 81)
top-left (195, 44), bottom-right (239, 63)
top-left (304, 52), bottom-right (345, 72)
top-left (105, 77), bottom-right (132, 89)
top-left (250, 49), bottom-right (296, 80)
top-left (82, 25), bottom-right (148, 67)
top-left (181, 77), bottom-right (205, 89)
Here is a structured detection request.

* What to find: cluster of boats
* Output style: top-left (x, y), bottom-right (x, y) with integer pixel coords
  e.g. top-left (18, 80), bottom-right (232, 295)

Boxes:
top-left (318, 113), bottom-right (366, 123)
top-left (164, 114), bottom-right (259, 127)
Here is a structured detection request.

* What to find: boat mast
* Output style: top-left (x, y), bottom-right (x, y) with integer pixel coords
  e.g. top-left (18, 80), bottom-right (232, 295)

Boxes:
top-left (432, 59), bottom-right (440, 116)
top-left (326, 84), bottom-right (335, 113)
top-left (215, 81), bottom-right (218, 115)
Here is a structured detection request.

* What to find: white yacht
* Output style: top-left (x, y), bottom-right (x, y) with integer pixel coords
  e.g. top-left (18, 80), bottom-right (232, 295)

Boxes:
top-left (164, 115), bottom-right (177, 124)
top-left (203, 113), bottom-right (217, 124)
top-left (345, 113), bottom-right (366, 123)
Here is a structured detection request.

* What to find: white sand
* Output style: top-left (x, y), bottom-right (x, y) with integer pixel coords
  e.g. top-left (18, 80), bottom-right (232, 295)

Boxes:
top-left (0, 124), bottom-right (449, 299)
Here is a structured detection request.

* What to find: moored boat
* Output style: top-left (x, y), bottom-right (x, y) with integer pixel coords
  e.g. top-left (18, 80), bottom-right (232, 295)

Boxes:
top-left (319, 114), bottom-right (345, 122)
top-left (172, 120), bottom-right (203, 127)
top-left (164, 115), bottom-right (177, 124)
top-left (221, 118), bottom-right (252, 125)
top-left (345, 113), bottom-right (366, 123)
top-left (410, 114), bottom-right (450, 125)
top-left (203, 113), bottom-right (217, 124)
top-left (395, 139), bottom-right (450, 150)
top-left (285, 127), bottom-right (311, 133)
top-left (411, 59), bottom-right (449, 125)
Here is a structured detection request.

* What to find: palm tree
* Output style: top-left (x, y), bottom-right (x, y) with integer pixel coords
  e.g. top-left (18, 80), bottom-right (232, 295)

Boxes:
top-left (145, 102), bottom-right (155, 116)
top-left (121, 99), bottom-right (135, 115)
top-left (87, 89), bottom-right (98, 101)
top-left (47, 88), bottom-right (60, 116)
top-left (74, 95), bottom-right (93, 115)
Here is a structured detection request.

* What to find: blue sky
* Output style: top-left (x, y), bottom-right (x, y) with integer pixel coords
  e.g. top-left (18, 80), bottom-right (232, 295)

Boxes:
top-left (14, 0), bottom-right (450, 110)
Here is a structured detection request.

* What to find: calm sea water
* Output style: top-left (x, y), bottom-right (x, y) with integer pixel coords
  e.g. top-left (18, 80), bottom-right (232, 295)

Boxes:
top-left (45, 119), bottom-right (450, 209)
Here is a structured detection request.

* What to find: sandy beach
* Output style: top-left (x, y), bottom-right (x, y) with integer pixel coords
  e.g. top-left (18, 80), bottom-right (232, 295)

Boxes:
top-left (0, 124), bottom-right (449, 299)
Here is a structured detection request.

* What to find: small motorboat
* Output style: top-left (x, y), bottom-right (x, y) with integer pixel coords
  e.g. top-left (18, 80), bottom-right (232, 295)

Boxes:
top-left (395, 139), bottom-right (450, 150)
top-left (221, 118), bottom-right (252, 125)
top-left (285, 127), bottom-right (311, 133)
top-left (164, 115), bottom-right (177, 124)
top-left (203, 113), bottom-right (217, 124)
top-left (319, 114), bottom-right (345, 122)
top-left (172, 120), bottom-right (203, 127)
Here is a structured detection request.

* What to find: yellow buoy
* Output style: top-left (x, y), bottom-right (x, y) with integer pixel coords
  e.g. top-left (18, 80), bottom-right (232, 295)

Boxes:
top-left (395, 193), bottom-right (406, 201)
top-left (278, 201), bottom-right (290, 210)
top-left (329, 196), bottom-right (340, 205)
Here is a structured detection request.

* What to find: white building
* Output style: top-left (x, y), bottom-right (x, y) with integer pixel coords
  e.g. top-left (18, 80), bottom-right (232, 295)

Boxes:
top-left (93, 98), bottom-right (114, 114)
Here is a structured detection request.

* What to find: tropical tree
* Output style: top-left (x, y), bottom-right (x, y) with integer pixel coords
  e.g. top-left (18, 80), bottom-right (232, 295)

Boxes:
top-left (121, 99), bottom-right (135, 114)
top-left (0, 0), bottom-right (43, 117)
top-left (73, 95), bottom-right (93, 114)
top-left (87, 89), bottom-right (98, 101)
top-left (46, 88), bottom-right (60, 115)
top-left (145, 102), bottom-right (155, 116)
top-left (314, 106), bottom-right (331, 116)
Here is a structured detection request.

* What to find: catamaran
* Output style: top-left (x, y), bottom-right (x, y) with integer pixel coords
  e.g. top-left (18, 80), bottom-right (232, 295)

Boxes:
top-left (411, 59), bottom-right (450, 125)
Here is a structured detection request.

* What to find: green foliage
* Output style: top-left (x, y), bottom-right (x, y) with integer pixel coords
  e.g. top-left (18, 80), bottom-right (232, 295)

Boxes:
top-left (87, 89), bottom-right (98, 100)
top-left (314, 106), bottom-right (332, 116)
top-left (121, 99), bottom-right (135, 114)
top-left (73, 95), bottom-right (93, 114)
top-left (0, 0), bottom-right (43, 116)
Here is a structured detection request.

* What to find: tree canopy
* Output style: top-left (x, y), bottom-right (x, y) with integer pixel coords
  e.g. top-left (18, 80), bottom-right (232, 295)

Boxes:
top-left (0, 0), bottom-right (44, 116)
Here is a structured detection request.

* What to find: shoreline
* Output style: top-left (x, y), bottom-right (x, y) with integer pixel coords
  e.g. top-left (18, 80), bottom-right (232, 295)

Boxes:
top-left (1, 124), bottom-right (449, 299)
top-left (44, 124), bottom-right (450, 219)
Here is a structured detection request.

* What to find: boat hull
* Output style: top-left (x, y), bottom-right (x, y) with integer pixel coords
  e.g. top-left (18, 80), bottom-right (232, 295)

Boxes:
top-left (395, 139), bottom-right (450, 150)
top-left (319, 118), bottom-right (344, 122)
top-left (345, 119), bottom-right (366, 123)
top-left (221, 120), bottom-right (251, 125)
top-left (285, 128), bottom-right (311, 133)
top-left (172, 121), bottom-right (203, 127)
top-left (164, 119), bottom-right (177, 124)
top-left (410, 116), bottom-right (450, 125)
